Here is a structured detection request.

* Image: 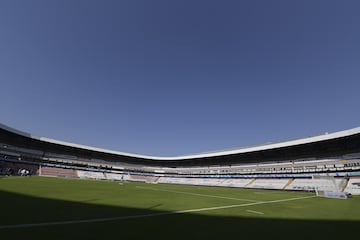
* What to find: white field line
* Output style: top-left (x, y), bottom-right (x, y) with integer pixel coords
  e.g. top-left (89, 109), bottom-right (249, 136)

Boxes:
top-left (246, 209), bottom-right (264, 215)
top-left (0, 195), bottom-right (315, 230)
top-left (135, 186), bottom-right (259, 202)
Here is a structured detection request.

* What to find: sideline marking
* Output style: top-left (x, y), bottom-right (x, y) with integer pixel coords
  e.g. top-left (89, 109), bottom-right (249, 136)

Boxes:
top-left (135, 186), bottom-right (259, 202)
top-left (0, 195), bottom-right (315, 230)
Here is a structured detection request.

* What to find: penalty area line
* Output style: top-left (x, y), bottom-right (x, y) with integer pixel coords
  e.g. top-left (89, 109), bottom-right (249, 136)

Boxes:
top-left (0, 195), bottom-right (315, 230)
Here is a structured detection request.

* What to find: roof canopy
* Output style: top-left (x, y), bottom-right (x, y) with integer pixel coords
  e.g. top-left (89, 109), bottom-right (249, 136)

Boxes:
top-left (1, 123), bottom-right (360, 167)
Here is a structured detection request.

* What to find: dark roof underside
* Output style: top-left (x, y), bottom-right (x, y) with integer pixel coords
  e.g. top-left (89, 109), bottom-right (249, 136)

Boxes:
top-left (1, 127), bottom-right (360, 167)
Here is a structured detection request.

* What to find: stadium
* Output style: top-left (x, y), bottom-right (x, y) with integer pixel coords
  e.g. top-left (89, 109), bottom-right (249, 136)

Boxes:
top-left (1, 123), bottom-right (360, 239)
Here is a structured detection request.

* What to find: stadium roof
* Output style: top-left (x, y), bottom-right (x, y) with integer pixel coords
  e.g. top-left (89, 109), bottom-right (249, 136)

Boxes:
top-left (1, 123), bottom-right (360, 166)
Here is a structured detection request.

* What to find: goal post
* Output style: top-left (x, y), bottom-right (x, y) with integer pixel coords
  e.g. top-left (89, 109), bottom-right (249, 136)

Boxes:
top-left (312, 175), bottom-right (348, 199)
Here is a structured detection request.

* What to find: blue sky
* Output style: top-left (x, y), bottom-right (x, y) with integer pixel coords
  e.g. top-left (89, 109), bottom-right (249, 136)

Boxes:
top-left (1, 0), bottom-right (360, 157)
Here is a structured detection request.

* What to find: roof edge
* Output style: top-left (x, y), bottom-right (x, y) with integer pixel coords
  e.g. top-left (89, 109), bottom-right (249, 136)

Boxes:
top-left (1, 123), bottom-right (360, 161)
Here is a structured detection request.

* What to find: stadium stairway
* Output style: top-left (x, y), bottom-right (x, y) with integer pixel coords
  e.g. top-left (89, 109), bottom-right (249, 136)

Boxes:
top-left (283, 178), bottom-right (295, 190)
top-left (340, 178), bottom-right (349, 192)
top-left (244, 178), bottom-right (256, 188)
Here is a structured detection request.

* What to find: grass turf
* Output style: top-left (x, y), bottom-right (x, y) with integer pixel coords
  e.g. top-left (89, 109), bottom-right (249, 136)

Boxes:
top-left (0, 176), bottom-right (359, 239)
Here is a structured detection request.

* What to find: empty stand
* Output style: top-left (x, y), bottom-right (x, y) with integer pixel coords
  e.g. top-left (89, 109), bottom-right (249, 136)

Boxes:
top-left (40, 166), bottom-right (77, 178)
top-left (127, 174), bottom-right (159, 183)
top-left (344, 177), bottom-right (360, 195)
top-left (77, 170), bottom-right (106, 180)
top-left (285, 178), bottom-right (345, 192)
top-left (246, 178), bottom-right (291, 190)
top-left (216, 178), bottom-right (253, 188)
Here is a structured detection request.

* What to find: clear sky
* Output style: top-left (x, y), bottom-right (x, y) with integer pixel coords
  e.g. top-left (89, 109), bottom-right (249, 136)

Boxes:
top-left (1, 0), bottom-right (359, 157)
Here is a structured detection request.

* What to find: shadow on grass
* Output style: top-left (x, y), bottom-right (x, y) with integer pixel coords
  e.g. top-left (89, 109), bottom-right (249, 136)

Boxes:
top-left (0, 190), bottom-right (358, 240)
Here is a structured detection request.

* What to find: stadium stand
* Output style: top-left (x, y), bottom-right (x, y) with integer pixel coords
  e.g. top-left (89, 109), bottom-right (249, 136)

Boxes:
top-left (128, 174), bottom-right (159, 183)
top-left (216, 178), bottom-right (253, 188)
top-left (77, 170), bottom-right (106, 180)
top-left (40, 166), bottom-right (77, 178)
top-left (344, 177), bottom-right (360, 195)
top-left (157, 177), bottom-right (221, 186)
top-left (105, 173), bottom-right (125, 181)
top-left (246, 178), bottom-right (291, 190)
top-left (285, 178), bottom-right (347, 192)
top-left (1, 123), bottom-right (360, 195)
top-left (0, 160), bottom-right (39, 176)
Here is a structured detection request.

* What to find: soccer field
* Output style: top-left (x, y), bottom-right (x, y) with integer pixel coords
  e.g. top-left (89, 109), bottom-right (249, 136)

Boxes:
top-left (0, 176), bottom-right (359, 239)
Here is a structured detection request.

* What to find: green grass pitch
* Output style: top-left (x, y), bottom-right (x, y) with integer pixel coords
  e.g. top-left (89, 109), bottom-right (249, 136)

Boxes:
top-left (0, 176), bottom-right (359, 239)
